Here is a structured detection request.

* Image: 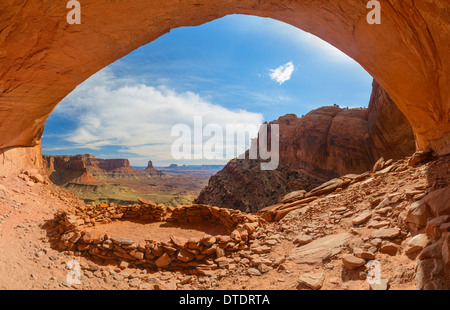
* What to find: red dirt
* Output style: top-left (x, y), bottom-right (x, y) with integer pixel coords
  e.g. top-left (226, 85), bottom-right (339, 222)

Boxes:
top-left (0, 154), bottom-right (448, 290)
top-left (92, 219), bottom-right (230, 243)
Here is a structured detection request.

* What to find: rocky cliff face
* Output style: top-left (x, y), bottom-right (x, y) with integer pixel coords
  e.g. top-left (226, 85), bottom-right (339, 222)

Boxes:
top-left (195, 159), bottom-right (324, 213)
top-left (367, 81), bottom-right (417, 161)
top-left (195, 80), bottom-right (416, 212)
top-left (43, 154), bottom-right (163, 186)
top-left (82, 154), bottom-right (134, 173)
top-left (43, 154), bottom-right (98, 186)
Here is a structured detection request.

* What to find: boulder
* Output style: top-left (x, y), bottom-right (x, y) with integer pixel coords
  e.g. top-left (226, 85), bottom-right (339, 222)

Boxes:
top-left (170, 235), bottom-right (187, 248)
top-left (415, 258), bottom-right (445, 290)
top-left (425, 185), bottom-right (450, 216)
top-left (342, 254), bottom-right (366, 270)
top-left (201, 235), bottom-right (216, 247)
top-left (23, 169), bottom-right (45, 183)
top-left (289, 233), bottom-right (351, 264)
top-left (155, 253), bottom-right (171, 268)
top-left (176, 249), bottom-right (195, 263)
top-left (297, 272), bottom-right (325, 290)
top-left (418, 243), bottom-right (443, 260)
top-left (442, 234), bottom-right (450, 265)
top-left (281, 190), bottom-right (306, 203)
top-left (81, 230), bottom-right (106, 244)
top-left (110, 237), bottom-right (135, 245)
top-left (370, 228), bottom-right (400, 239)
top-left (370, 278), bottom-right (390, 290)
top-left (352, 211), bottom-right (372, 225)
top-left (293, 234), bottom-right (313, 245)
top-left (405, 200), bottom-right (432, 232)
top-left (375, 198), bottom-right (391, 210)
top-left (404, 234), bottom-right (430, 254)
top-left (247, 268), bottom-right (262, 276)
top-left (372, 157), bottom-right (385, 173)
top-left (353, 248), bottom-right (375, 260)
top-left (215, 257), bottom-right (230, 269)
top-left (380, 241), bottom-right (399, 255)
top-left (129, 250), bottom-right (144, 260)
top-left (251, 245), bottom-right (271, 254)
top-left (425, 215), bottom-right (450, 239)
top-left (408, 151), bottom-right (433, 166)
top-left (308, 178), bottom-right (344, 197)
top-left (274, 205), bottom-right (307, 221)
top-left (69, 231), bottom-right (82, 243)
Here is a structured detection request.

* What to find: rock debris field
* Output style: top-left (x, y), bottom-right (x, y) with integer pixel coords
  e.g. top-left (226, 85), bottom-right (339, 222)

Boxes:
top-left (0, 153), bottom-right (449, 290)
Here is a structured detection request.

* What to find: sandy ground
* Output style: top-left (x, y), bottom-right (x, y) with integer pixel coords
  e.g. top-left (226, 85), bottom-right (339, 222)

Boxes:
top-left (91, 219), bottom-right (231, 243)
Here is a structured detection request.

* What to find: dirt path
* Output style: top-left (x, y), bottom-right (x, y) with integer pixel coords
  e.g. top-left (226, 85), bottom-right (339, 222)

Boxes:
top-left (0, 175), bottom-right (79, 289)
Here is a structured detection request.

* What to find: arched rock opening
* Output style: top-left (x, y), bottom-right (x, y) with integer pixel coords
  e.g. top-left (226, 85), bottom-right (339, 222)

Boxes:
top-left (0, 0), bottom-right (449, 173)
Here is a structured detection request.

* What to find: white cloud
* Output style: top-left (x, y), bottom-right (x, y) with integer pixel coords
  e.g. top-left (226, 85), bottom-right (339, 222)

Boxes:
top-left (53, 68), bottom-right (263, 165)
top-left (269, 61), bottom-right (295, 85)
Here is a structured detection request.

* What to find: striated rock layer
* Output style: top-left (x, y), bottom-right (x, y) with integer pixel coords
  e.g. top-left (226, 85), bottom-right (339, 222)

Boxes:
top-left (43, 154), bottom-right (163, 186)
top-left (195, 81), bottom-right (416, 212)
top-left (0, 0), bottom-right (449, 175)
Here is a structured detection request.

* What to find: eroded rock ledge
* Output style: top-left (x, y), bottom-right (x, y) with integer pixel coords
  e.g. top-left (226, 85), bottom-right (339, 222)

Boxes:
top-left (258, 154), bottom-right (450, 289)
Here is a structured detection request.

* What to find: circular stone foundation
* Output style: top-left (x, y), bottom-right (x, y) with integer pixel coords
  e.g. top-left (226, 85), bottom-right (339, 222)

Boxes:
top-left (52, 201), bottom-right (263, 271)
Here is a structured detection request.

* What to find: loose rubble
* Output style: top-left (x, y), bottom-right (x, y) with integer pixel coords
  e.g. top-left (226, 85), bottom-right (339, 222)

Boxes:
top-left (0, 153), bottom-right (449, 290)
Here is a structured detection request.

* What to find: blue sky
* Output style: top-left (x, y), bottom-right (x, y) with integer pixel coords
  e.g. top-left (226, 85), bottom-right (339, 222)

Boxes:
top-left (42, 14), bottom-right (373, 166)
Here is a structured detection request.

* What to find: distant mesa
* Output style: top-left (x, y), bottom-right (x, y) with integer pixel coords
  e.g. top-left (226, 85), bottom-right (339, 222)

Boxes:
top-left (82, 153), bottom-right (134, 173)
top-left (157, 163), bottom-right (224, 174)
top-left (43, 154), bottom-right (164, 186)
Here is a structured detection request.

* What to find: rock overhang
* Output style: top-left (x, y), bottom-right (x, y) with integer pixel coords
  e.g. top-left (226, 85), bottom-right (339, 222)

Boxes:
top-left (0, 0), bottom-right (449, 173)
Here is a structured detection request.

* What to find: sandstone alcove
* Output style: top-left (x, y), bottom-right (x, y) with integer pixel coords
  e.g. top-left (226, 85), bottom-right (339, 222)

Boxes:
top-left (40, 13), bottom-right (408, 214)
top-left (0, 0), bottom-right (449, 175)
